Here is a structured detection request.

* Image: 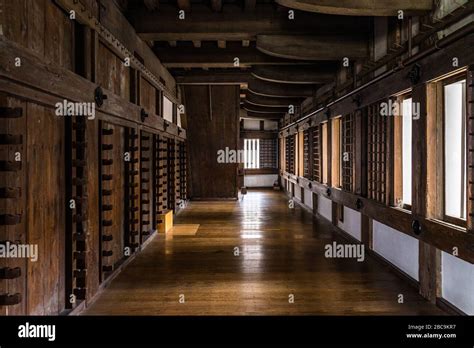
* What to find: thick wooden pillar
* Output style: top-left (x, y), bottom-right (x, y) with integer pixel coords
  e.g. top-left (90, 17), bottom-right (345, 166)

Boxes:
top-left (412, 84), bottom-right (440, 303)
top-left (361, 214), bottom-right (372, 250)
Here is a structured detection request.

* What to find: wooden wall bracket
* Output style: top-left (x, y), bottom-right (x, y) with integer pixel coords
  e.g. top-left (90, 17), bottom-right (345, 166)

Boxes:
top-left (0, 293), bottom-right (22, 306)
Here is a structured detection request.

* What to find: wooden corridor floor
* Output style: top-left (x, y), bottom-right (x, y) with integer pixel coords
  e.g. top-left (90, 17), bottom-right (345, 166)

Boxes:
top-left (84, 190), bottom-right (444, 315)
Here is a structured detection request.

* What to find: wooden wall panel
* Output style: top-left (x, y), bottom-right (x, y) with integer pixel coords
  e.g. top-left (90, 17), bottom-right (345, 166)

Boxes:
top-left (98, 43), bottom-right (130, 100)
top-left (140, 78), bottom-right (156, 115)
top-left (2, 0), bottom-right (73, 71)
top-left (26, 103), bottom-right (65, 315)
top-left (0, 0), bottom-right (184, 316)
top-left (27, 0), bottom-right (45, 57)
top-left (44, 0), bottom-right (73, 70)
top-left (184, 85), bottom-right (239, 199)
top-left (2, 0), bottom-right (28, 48)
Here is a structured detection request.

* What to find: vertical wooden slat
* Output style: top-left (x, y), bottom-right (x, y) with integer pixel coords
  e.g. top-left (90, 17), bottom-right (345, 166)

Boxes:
top-left (312, 126), bottom-right (321, 182)
top-left (85, 119), bottom-right (99, 302)
top-left (342, 113), bottom-right (354, 192)
top-left (412, 85), bottom-right (428, 217)
top-left (327, 121), bottom-right (332, 186)
top-left (419, 241), bottom-right (441, 303)
top-left (354, 109), bottom-right (367, 196)
top-left (0, 95), bottom-right (27, 315)
top-left (140, 131), bottom-right (153, 242)
top-left (467, 66), bottom-right (474, 234)
top-left (361, 214), bottom-right (372, 250)
top-left (125, 127), bottom-right (140, 251)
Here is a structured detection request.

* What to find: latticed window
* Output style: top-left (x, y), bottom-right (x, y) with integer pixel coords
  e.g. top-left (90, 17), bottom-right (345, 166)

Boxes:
top-left (312, 126), bottom-right (321, 182)
top-left (260, 138), bottom-right (277, 169)
top-left (303, 129), bottom-right (312, 179)
top-left (342, 113), bottom-right (354, 192)
top-left (244, 139), bottom-right (259, 169)
top-left (285, 134), bottom-right (295, 174)
top-left (367, 102), bottom-right (390, 204)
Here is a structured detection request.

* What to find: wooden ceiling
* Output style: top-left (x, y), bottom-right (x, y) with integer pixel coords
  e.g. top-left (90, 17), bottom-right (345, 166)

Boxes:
top-left (120, 0), bottom-right (432, 119)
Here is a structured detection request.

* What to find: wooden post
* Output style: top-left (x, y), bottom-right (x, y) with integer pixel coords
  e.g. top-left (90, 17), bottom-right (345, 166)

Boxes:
top-left (412, 83), bottom-right (440, 302)
top-left (361, 214), bottom-right (372, 250)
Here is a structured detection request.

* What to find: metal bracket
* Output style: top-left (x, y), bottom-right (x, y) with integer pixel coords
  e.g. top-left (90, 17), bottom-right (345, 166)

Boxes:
top-left (94, 86), bottom-right (108, 108)
top-left (407, 64), bottom-right (422, 85)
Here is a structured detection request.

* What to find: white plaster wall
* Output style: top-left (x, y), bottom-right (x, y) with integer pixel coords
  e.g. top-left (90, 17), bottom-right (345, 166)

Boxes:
top-left (163, 96), bottom-right (174, 123)
top-left (303, 188), bottom-right (313, 210)
top-left (318, 195), bottom-right (332, 221)
top-left (294, 185), bottom-right (302, 201)
top-left (243, 119), bottom-right (260, 130)
top-left (441, 252), bottom-right (474, 315)
top-left (244, 174), bottom-right (277, 187)
top-left (372, 220), bottom-right (419, 280)
top-left (337, 207), bottom-right (361, 241)
top-left (264, 120), bottom-right (278, 130)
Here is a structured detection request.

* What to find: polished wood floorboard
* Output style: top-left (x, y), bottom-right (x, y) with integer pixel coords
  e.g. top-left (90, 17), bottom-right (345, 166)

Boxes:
top-left (84, 190), bottom-right (444, 315)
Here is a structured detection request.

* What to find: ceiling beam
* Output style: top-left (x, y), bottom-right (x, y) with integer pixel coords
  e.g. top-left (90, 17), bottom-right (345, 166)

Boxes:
top-left (143, 0), bottom-right (159, 11)
top-left (251, 65), bottom-right (335, 84)
top-left (154, 44), bottom-right (316, 68)
top-left (275, 0), bottom-right (432, 16)
top-left (177, 0), bottom-right (191, 12)
top-left (245, 91), bottom-right (303, 108)
top-left (248, 78), bottom-right (317, 98)
top-left (242, 103), bottom-right (288, 114)
top-left (243, 110), bottom-right (284, 120)
top-left (130, 4), bottom-right (371, 41)
top-left (175, 70), bottom-right (250, 84)
top-left (256, 35), bottom-right (368, 61)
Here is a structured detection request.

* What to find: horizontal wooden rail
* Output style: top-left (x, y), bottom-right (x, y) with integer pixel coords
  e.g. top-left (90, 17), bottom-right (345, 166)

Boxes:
top-left (281, 172), bottom-right (474, 265)
top-left (280, 29), bottom-right (474, 135)
top-left (0, 37), bottom-right (185, 140)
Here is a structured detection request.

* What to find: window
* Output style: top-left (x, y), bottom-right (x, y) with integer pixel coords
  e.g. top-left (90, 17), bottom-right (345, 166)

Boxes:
top-left (394, 95), bottom-right (412, 210)
top-left (163, 96), bottom-right (174, 123)
top-left (259, 139), bottom-right (277, 169)
top-left (341, 114), bottom-right (354, 192)
top-left (312, 126), bottom-right (321, 182)
top-left (297, 131), bottom-right (304, 177)
top-left (303, 129), bottom-right (312, 179)
top-left (402, 98), bottom-right (413, 207)
top-left (244, 139), bottom-right (260, 169)
top-left (444, 79), bottom-right (467, 221)
top-left (321, 123), bottom-right (329, 184)
top-left (331, 117), bottom-right (342, 188)
top-left (285, 135), bottom-right (295, 174)
top-left (367, 101), bottom-right (389, 204)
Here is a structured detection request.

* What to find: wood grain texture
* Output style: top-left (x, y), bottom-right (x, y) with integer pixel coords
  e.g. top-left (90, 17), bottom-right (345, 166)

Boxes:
top-left (84, 190), bottom-right (443, 315)
top-left (0, 94), bottom-right (27, 315)
top-left (26, 103), bottom-right (66, 315)
top-left (184, 85), bottom-right (239, 199)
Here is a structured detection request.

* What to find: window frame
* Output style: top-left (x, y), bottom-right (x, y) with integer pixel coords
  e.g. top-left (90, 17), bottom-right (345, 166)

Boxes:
top-left (244, 138), bottom-right (260, 169)
top-left (393, 92), bottom-right (413, 212)
top-left (441, 74), bottom-right (467, 227)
